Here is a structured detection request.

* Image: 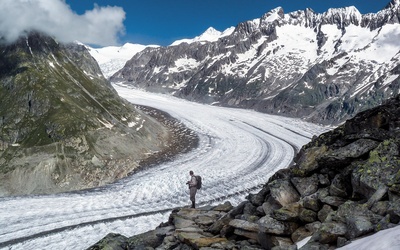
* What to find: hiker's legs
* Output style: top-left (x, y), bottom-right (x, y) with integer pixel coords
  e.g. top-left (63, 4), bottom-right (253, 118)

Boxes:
top-left (190, 187), bottom-right (197, 208)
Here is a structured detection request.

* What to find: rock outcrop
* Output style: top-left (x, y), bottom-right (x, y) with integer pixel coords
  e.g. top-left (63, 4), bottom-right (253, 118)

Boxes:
top-left (89, 94), bottom-right (400, 249)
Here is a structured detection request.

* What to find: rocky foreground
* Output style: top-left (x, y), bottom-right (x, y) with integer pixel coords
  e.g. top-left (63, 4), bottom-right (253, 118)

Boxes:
top-left (89, 95), bottom-right (400, 249)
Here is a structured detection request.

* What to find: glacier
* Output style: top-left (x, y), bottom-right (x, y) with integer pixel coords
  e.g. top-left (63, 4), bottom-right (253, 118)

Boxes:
top-left (0, 84), bottom-right (327, 249)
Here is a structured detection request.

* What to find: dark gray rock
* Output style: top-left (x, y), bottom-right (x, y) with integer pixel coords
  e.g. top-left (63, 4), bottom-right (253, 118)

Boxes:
top-left (228, 201), bottom-right (248, 217)
top-left (329, 174), bottom-right (352, 198)
top-left (352, 139), bottom-right (400, 200)
top-left (128, 229), bottom-right (164, 249)
top-left (320, 196), bottom-right (346, 207)
top-left (272, 203), bottom-right (301, 222)
top-left (387, 200), bottom-right (400, 224)
top-left (262, 196), bottom-right (283, 215)
top-left (317, 205), bottom-right (334, 223)
top-left (269, 179), bottom-right (300, 207)
top-left (244, 202), bottom-right (258, 215)
top-left (207, 213), bottom-right (233, 235)
top-left (301, 195), bottom-right (321, 212)
top-left (300, 241), bottom-right (329, 250)
top-left (258, 216), bottom-right (299, 236)
top-left (305, 221), bottom-right (322, 234)
top-left (291, 174), bottom-right (319, 197)
top-left (214, 201), bottom-right (234, 212)
top-left (371, 201), bottom-right (390, 216)
top-left (87, 233), bottom-right (128, 250)
top-left (291, 227), bottom-right (313, 243)
top-left (299, 209), bottom-right (318, 224)
top-left (318, 174), bottom-right (331, 187)
top-left (312, 222), bottom-right (347, 244)
top-left (318, 139), bottom-right (380, 169)
top-left (345, 216), bottom-right (374, 239)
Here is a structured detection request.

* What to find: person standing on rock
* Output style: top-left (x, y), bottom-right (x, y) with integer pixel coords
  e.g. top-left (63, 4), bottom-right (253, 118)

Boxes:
top-left (186, 170), bottom-right (198, 208)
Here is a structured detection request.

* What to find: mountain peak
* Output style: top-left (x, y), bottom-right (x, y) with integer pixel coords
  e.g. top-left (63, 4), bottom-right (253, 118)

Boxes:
top-left (261, 6), bottom-right (285, 23)
top-left (324, 5), bottom-right (361, 17)
top-left (170, 26), bottom-right (234, 46)
top-left (386, 0), bottom-right (400, 9)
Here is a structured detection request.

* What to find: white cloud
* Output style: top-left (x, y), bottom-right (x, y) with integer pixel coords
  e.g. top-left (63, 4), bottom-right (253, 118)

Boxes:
top-left (0, 0), bottom-right (126, 46)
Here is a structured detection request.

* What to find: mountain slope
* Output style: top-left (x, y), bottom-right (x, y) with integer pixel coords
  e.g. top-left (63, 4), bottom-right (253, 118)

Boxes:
top-left (110, 0), bottom-right (400, 125)
top-left (0, 33), bottom-right (189, 196)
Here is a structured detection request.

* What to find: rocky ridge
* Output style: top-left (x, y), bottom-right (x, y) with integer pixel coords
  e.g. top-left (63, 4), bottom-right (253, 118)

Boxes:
top-left (111, 0), bottom-right (400, 125)
top-left (89, 94), bottom-right (400, 249)
top-left (0, 33), bottom-right (198, 196)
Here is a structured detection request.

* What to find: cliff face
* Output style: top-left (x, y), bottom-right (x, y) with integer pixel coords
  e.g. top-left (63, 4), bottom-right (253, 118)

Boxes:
top-left (111, 1), bottom-right (400, 125)
top-left (90, 94), bottom-right (400, 249)
top-left (0, 33), bottom-right (196, 197)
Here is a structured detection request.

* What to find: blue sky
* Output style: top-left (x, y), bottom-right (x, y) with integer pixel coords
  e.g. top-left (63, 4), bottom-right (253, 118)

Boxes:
top-left (64, 0), bottom-right (390, 46)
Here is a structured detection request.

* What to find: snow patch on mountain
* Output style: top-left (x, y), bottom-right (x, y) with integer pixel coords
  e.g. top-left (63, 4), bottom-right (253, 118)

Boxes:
top-left (87, 43), bottom-right (158, 78)
top-left (171, 26), bottom-right (234, 46)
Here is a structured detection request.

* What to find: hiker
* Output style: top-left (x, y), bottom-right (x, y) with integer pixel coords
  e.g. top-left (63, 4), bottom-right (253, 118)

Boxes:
top-left (186, 170), bottom-right (197, 208)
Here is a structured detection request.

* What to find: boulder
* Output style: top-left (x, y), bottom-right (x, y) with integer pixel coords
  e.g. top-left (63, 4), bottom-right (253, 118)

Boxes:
top-left (305, 221), bottom-right (322, 234)
top-left (291, 174), bottom-right (319, 197)
top-left (329, 174), bottom-right (352, 198)
top-left (318, 174), bottom-right (331, 187)
top-left (258, 216), bottom-right (299, 236)
top-left (317, 139), bottom-right (379, 169)
top-left (312, 222), bottom-right (347, 244)
top-left (317, 205), bottom-right (334, 223)
top-left (301, 195), bottom-right (321, 212)
top-left (262, 196), bottom-right (282, 215)
top-left (186, 237), bottom-right (228, 249)
top-left (299, 209), bottom-right (317, 224)
top-left (207, 213), bottom-right (233, 235)
top-left (366, 186), bottom-right (389, 209)
top-left (292, 146), bottom-right (328, 177)
top-left (320, 195), bottom-right (346, 207)
top-left (345, 216), bottom-right (374, 239)
top-left (228, 201), bottom-right (247, 217)
top-left (387, 200), bottom-right (400, 224)
top-left (291, 227), bottom-right (312, 243)
top-left (248, 185), bottom-right (270, 206)
top-left (272, 203), bottom-right (301, 222)
top-left (300, 241), bottom-right (329, 250)
top-left (173, 215), bottom-right (196, 229)
top-left (214, 201), bottom-right (234, 212)
top-left (258, 233), bottom-right (294, 250)
top-left (352, 139), bottom-right (400, 199)
top-left (229, 219), bottom-right (259, 232)
top-left (334, 201), bottom-right (383, 225)
top-left (371, 201), bottom-right (390, 216)
top-left (128, 229), bottom-right (164, 249)
top-left (87, 233), bottom-right (128, 250)
top-left (235, 228), bottom-right (259, 240)
top-left (243, 202), bottom-right (258, 215)
top-left (269, 179), bottom-right (300, 207)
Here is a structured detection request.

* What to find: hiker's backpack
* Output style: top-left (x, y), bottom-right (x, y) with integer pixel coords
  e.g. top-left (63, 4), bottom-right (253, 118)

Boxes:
top-left (195, 175), bottom-right (202, 189)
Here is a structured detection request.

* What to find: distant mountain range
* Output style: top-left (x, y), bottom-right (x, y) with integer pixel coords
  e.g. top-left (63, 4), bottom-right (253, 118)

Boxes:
top-left (85, 27), bottom-right (235, 79)
top-left (103, 0), bottom-right (400, 125)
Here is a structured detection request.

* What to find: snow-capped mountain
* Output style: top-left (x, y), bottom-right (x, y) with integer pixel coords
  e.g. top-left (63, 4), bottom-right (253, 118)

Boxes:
top-left (171, 26), bottom-right (235, 46)
top-left (86, 43), bottom-right (158, 79)
top-left (110, 0), bottom-right (400, 125)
